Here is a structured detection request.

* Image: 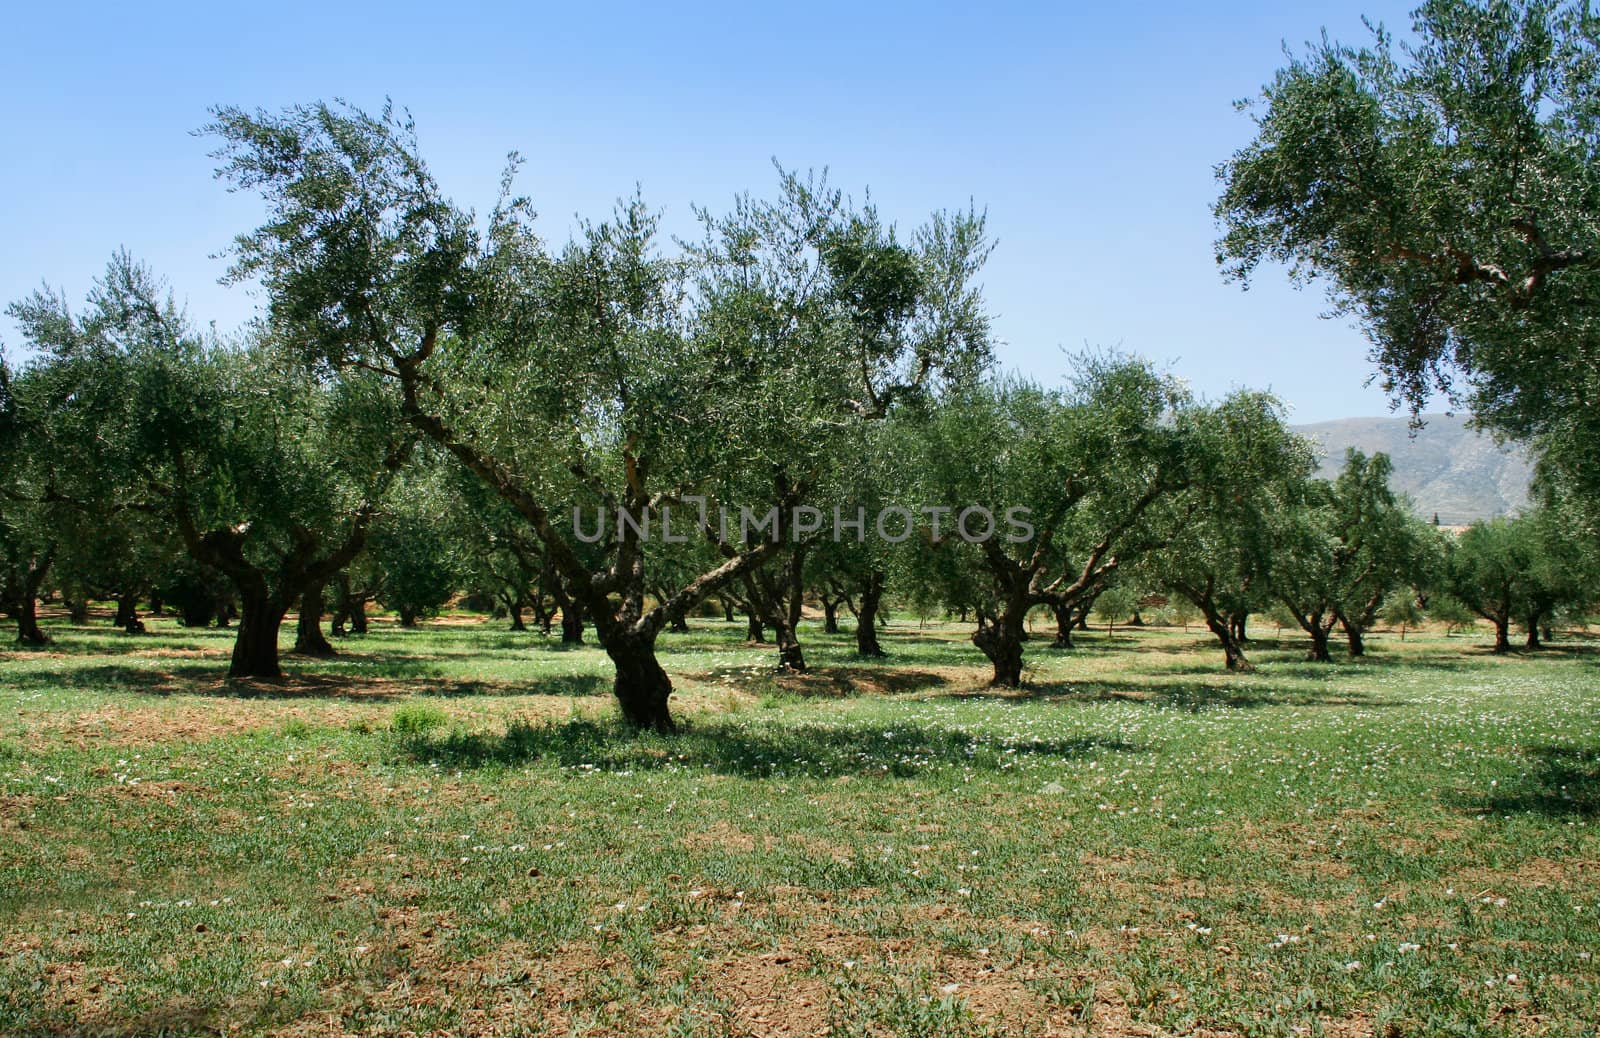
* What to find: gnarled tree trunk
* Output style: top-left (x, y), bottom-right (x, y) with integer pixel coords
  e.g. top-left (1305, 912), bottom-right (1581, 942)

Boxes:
top-left (294, 584), bottom-right (335, 656)
top-left (604, 628), bottom-right (675, 733)
top-left (855, 571), bottom-right (886, 657)
top-left (114, 593), bottom-right (145, 633)
top-left (231, 587), bottom-right (287, 679)
top-left (10, 595), bottom-right (50, 646)
top-left (973, 605), bottom-right (1025, 687)
top-left (1337, 612), bottom-right (1366, 657)
top-left (1051, 600), bottom-right (1074, 649)
top-left (1203, 609), bottom-right (1253, 672)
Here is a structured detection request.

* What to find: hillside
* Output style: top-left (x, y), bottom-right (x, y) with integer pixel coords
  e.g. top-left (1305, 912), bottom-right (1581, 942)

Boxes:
top-left (1292, 413), bottom-right (1533, 524)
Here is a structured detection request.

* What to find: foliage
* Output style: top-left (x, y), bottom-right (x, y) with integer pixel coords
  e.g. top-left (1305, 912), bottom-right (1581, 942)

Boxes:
top-left (1217, 0), bottom-right (1600, 513)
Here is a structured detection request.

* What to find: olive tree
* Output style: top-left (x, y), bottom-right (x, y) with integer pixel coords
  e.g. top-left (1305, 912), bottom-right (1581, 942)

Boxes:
top-left (10, 254), bottom-right (409, 678)
top-left (0, 352), bottom-right (60, 645)
top-left (206, 101), bottom-right (992, 730)
top-left (1217, 0), bottom-right (1600, 510)
top-left (916, 358), bottom-right (1195, 687)
top-left (1140, 392), bottom-right (1317, 671)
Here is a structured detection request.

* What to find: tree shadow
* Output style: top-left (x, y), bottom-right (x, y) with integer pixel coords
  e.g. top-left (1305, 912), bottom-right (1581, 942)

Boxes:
top-left (935, 676), bottom-right (1404, 711)
top-left (392, 716), bottom-right (1148, 778)
top-left (1450, 746), bottom-right (1600, 818)
top-left (0, 662), bottom-right (222, 692)
top-left (0, 664), bottom-right (609, 701)
top-left (687, 666), bottom-right (951, 699)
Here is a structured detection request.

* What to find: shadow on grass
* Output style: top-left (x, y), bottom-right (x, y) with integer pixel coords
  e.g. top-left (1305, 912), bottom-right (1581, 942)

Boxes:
top-left (390, 716), bottom-right (1146, 778)
top-left (1452, 745), bottom-right (1600, 818)
top-left (0, 664), bottom-right (609, 701)
top-left (689, 666), bottom-right (952, 699)
top-left (936, 677), bottom-right (1404, 711)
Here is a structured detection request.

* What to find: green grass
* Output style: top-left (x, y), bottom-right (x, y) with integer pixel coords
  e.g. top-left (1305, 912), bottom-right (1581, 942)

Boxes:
top-left (1, 613), bottom-right (1597, 1036)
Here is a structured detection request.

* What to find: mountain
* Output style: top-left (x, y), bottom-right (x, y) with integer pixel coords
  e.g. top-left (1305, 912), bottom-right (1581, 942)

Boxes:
top-left (1291, 414), bottom-right (1534, 525)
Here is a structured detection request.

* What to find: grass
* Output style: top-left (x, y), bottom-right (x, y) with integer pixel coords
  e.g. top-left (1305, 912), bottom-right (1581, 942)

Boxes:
top-left (1, 611), bottom-right (1597, 1036)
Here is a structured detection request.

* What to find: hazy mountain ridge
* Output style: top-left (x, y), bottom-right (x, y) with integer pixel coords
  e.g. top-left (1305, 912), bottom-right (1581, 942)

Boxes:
top-left (1291, 414), bottom-right (1533, 525)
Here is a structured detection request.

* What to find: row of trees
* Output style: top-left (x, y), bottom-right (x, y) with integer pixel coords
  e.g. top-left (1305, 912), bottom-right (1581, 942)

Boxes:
top-left (6, 23), bottom-right (1600, 730)
top-left (4, 249), bottom-right (1591, 706)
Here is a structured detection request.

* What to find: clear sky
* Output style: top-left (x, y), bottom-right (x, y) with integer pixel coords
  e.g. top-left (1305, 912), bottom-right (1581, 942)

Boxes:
top-left (2, 0), bottom-right (1420, 422)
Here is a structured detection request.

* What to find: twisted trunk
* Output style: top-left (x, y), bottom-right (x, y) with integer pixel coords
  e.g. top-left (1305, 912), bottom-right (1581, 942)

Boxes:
top-left (973, 605), bottom-right (1025, 687)
top-left (855, 571), bottom-right (886, 657)
top-left (114, 593), bottom-right (145, 633)
top-left (1203, 609), bottom-right (1253, 672)
top-left (1336, 611), bottom-right (1366, 657)
top-left (11, 595), bottom-right (50, 646)
top-left (231, 586), bottom-right (287, 679)
top-left (1051, 600), bottom-right (1074, 649)
top-left (605, 628), bottom-right (675, 733)
top-left (294, 584), bottom-right (335, 656)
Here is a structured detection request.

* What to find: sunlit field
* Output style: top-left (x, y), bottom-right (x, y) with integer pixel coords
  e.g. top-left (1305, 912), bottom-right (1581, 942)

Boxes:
top-left (2, 613), bottom-right (1597, 1037)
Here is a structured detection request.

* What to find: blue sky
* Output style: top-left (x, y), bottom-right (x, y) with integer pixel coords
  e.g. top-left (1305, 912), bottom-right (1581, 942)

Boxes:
top-left (2, 0), bottom-right (1420, 422)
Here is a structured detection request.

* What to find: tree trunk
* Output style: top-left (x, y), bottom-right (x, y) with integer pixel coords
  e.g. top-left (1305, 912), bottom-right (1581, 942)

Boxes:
top-left (1051, 601), bottom-right (1074, 649)
top-left (294, 584), bottom-right (335, 656)
top-left (12, 596), bottom-right (51, 646)
top-left (114, 594), bottom-right (145, 633)
top-left (756, 587), bottom-right (805, 671)
top-left (1339, 614), bottom-right (1365, 658)
top-left (973, 606), bottom-right (1025, 687)
top-left (745, 609), bottom-right (766, 643)
top-left (855, 572), bottom-right (886, 657)
top-left (506, 593), bottom-right (527, 632)
top-left (560, 595), bottom-right (584, 644)
top-left (147, 592), bottom-right (163, 617)
top-left (606, 630), bottom-right (675, 732)
top-left (229, 590), bottom-right (285, 679)
top-left (1231, 614), bottom-right (1249, 643)
top-left (721, 598), bottom-right (736, 624)
top-left (66, 595), bottom-right (90, 625)
top-left (822, 598), bottom-right (840, 634)
top-left (1492, 616), bottom-right (1511, 654)
top-left (1306, 623), bottom-right (1333, 663)
top-left (398, 607), bottom-right (419, 628)
top-left (215, 597), bottom-right (233, 628)
top-left (1201, 609), bottom-right (1253, 672)
top-left (774, 632), bottom-right (806, 671)
top-left (1524, 617), bottom-right (1542, 650)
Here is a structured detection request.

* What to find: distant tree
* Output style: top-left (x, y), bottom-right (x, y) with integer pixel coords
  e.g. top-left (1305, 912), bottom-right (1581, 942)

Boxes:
top-left (1270, 450), bottom-right (1429, 660)
top-left (371, 477), bottom-right (461, 628)
top-left (916, 359), bottom-right (1195, 687)
top-left (1442, 511), bottom-right (1585, 650)
top-left (1217, 0), bottom-right (1600, 513)
top-left (1447, 518), bottom-right (1522, 651)
top-left (1091, 582), bottom-right (1141, 640)
top-left (1380, 588), bottom-right (1426, 640)
top-left (0, 352), bottom-right (59, 645)
top-left (1427, 593), bottom-right (1478, 636)
top-left (1141, 391), bottom-right (1318, 671)
top-left (9, 254), bottom-right (410, 678)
